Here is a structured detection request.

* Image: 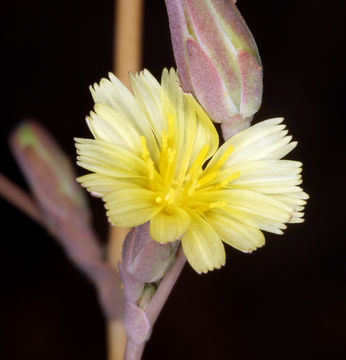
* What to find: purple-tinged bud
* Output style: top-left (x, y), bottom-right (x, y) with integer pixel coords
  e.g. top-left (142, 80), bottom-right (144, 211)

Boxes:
top-left (120, 225), bottom-right (179, 345)
top-left (10, 121), bottom-right (124, 320)
top-left (10, 121), bottom-right (90, 230)
top-left (122, 223), bottom-right (178, 284)
top-left (165, 0), bottom-right (263, 138)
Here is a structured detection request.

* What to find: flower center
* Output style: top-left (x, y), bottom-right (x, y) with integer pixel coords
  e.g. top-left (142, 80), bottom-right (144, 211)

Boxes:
top-left (139, 120), bottom-right (240, 215)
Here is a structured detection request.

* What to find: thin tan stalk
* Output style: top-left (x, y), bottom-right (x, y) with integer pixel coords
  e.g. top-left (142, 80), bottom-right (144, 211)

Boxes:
top-left (108, 1), bottom-right (144, 359)
top-left (107, 320), bottom-right (127, 360)
top-left (114, 0), bottom-right (143, 89)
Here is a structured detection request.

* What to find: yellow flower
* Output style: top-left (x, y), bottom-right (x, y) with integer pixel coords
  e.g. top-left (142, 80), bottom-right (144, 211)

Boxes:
top-left (76, 68), bottom-right (308, 274)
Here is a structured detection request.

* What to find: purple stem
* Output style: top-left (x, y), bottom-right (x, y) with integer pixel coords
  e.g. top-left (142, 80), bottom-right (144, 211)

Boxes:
top-left (124, 341), bottom-right (145, 360)
top-left (145, 246), bottom-right (186, 325)
top-left (124, 246), bottom-right (186, 360)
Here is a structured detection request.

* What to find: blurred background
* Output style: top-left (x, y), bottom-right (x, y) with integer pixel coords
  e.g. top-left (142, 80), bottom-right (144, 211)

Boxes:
top-left (3, 0), bottom-right (346, 359)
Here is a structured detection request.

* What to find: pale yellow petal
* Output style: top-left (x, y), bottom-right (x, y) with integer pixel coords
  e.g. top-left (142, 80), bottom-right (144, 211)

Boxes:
top-left (191, 189), bottom-right (292, 234)
top-left (75, 138), bottom-right (147, 178)
top-left (181, 214), bottom-right (225, 274)
top-left (204, 160), bottom-right (301, 191)
top-left (91, 104), bottom-right (142, 153)
top-left (225, 160), bottom-right (303, 193)
top-left (130, 70), bottom-right (163, 142)
top-left (272, 191), bottom-right (309, 214)
top-left (224, 207), bottom-right (287, 235)
top-left (77, 173), bottom-right (149, 198)
top-left (206, 209), bottom-right (265, 253)
top-left (149, 208), bottom-right (191, 243)
top-left (104, 189), bottom-right (162, 227)
top-left (219, 157), bottom-right (308, 223)
top-left (160, 69), bottom-right (218, 177)
top-left (161, 69), bottom-right (193, 170)
top-left (186, 92), bottom-right (219, 164)
top-left (193, 189), bottom-right (292, 220)
top-left (90, 73), bottom-right (159, 162)
top-left (160, 68), bottom-right (180, 134)
top-left (228, 118), bottom-right (296, 163)
top-left (222, 189), bottom-right (293, 223)
top-left (206, 118), bottom-right (297, 174)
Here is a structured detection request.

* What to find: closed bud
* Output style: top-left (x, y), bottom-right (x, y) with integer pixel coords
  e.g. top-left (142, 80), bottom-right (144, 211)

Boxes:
top-left (122, 223), bottom-right (178, 284)
top-left (120, 224), bottom-right (179, 344)
top-left (165, 0), bottom-right (263, 138)
top-left (10, 120), bottom-right (90, 228)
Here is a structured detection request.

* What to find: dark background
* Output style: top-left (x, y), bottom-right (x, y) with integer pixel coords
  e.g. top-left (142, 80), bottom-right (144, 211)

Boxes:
top-left (3, 0), bottom-right (346, 359)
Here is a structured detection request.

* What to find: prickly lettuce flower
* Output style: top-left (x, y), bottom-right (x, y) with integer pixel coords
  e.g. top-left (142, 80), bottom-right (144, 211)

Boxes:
top-left (76, 69), bottom-right (307, 274)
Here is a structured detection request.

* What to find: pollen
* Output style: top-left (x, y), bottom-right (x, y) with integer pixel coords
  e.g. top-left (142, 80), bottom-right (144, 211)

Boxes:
top-left (155, 196), bottom-right (163, 204)
top-left (140, 135), bottom-right (156, 180)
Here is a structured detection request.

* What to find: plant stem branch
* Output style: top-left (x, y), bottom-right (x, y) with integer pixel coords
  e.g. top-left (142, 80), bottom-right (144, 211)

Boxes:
top-left (107, 319), bottom-right (127, 360)
top-left (108, 0), bottom-right (144, 359)
top-left (145, 246), bottom-right (186, 325)
top-left (114, 0), bottom-right (143, 89)
top-left (124, 340), bottom-right (145, 360)
top-left (124, 246), bottom-right (186, 360)
top-left (0, 173), bottom-right (43, 225)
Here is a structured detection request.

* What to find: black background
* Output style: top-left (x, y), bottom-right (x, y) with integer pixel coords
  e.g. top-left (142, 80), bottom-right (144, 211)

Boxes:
top-left (3, 1), bottom-right (346, 359)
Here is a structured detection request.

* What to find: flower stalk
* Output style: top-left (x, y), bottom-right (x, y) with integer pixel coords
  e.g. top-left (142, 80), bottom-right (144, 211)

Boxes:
top-left (109, 0), bottom-right (145, 357)
top-left (120, 225), bottom-right (186, 360)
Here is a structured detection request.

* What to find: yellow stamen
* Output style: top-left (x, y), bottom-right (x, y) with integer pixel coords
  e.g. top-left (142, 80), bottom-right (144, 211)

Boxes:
top-left (166, 188), bottom-right (176, 205)
top-left (155, 196), bottom-right (162, 204)
top-left (197, 171), bottom-right (218, 187)
top-left (140, 136), bottom-right (155, 180)
top-left (219, 171), bottom-right (241, 188)
top-left (186, 145), bottom-right (210, 180)
top-left (167, 113), bottom-right (175, 136)
top-left (159, 130), bottom-right (169, 174)
top-left (209, 201), bottom-right (227, 209)
top-left (192, 171), bottom-right (241, 201)
top-left (187, 177), bottom-right (199, 196)
top-left (140, 136), bottom-right (150, 161)
top-left (209, 145), bottom-right (234, 172)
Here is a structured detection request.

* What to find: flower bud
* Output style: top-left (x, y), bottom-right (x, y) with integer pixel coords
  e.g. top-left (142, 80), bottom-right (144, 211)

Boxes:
top-left (122, 223), bottom-right (178, 284)
top-left (120, 224), bottom-right (179, 345)
top-left (10, 121), bottom-right (124, 320)
top-left (10, 120), bottom-right (91, 229)
top-left (165, 0), bottom-right (263, 137)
